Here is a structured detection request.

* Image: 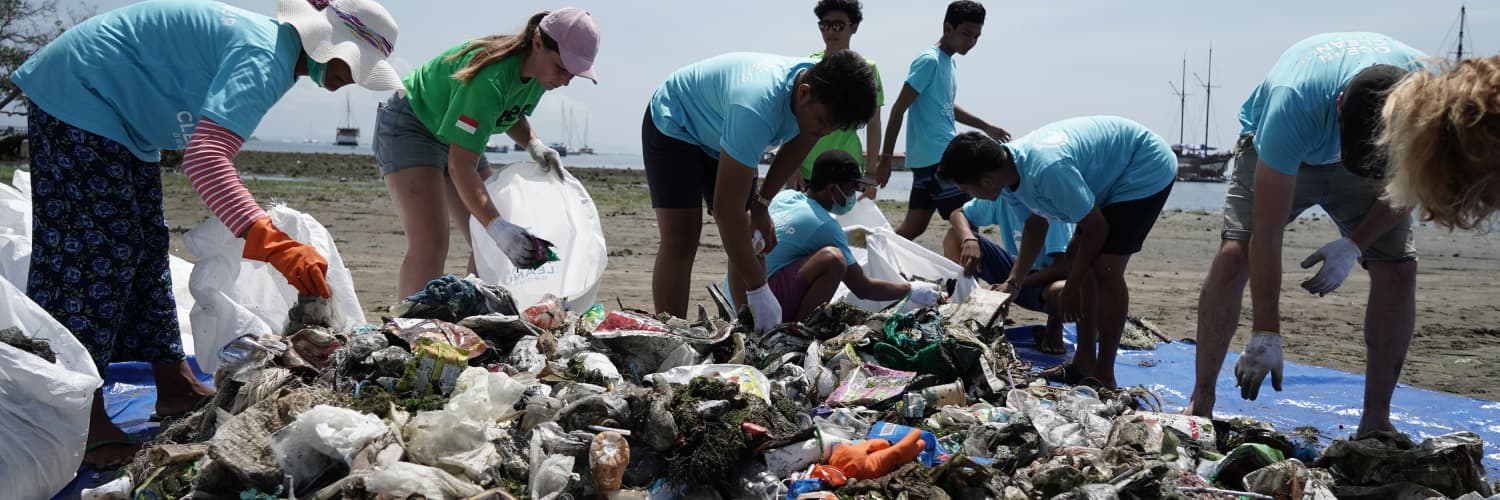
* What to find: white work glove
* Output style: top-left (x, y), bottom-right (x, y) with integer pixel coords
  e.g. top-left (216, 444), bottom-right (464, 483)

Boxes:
top-left (751, 229), bottom-right (767, 255)
top-left (1234, 330), bottom-right (1284, 401)
top-left (527, 138), bottom-right (563, 177)
top-left (485, 217), bottom-right (555, 269)
top-left (908, 281), bottom-right (942, 308)
top-left (1300, 237), bottom-right (1360, 296)
top-left (745, 284), bottom-right (783, 333)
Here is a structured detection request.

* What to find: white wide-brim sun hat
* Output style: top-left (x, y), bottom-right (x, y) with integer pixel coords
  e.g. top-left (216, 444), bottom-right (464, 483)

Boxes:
top-left (277, 0), bottom-right (402, 91)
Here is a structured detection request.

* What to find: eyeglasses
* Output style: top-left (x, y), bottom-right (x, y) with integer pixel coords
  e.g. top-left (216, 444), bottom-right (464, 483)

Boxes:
top-left (817, 20), bottom-right (848, 33)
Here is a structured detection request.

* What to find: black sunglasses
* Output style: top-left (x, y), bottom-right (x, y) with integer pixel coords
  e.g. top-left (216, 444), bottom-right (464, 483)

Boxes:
top-left (817, 20), bottom-right (849, 33)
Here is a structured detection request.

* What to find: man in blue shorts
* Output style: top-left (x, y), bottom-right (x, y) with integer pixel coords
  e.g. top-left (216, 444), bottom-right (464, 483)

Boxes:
top-left (766, 150), bottom-right (942, 322)
top-left (877, 0), bottom-right (1010, 240)
top-left (944, 197), bottom-right (1074, 353)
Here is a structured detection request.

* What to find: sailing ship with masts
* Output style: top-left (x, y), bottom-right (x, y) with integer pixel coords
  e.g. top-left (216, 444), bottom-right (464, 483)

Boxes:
top-left (334, 94), bottom-right (359, 146)
top-left (1171, 45), bottom-right (1233, 182)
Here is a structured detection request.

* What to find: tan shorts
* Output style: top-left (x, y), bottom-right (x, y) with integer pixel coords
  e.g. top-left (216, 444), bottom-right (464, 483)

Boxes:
top-left (1222, 134), bottom-right (1417, 262)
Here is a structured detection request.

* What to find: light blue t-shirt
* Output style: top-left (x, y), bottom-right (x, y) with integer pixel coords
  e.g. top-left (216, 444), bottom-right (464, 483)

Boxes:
top-left (765, 191), bottom-right (857, 277)
top-left (12, 0), bottom-right (301, 162)
top-left (1000, 116), bottom-right (1176, 224)
top-left (961, 197), bottom-right (1074, 269)
top-left (649, 53), bottom-right (814, 168)
top-left (903, 47), bottom-right (958, 169)
top-left (1238, 32), bottom-right (1426, 175)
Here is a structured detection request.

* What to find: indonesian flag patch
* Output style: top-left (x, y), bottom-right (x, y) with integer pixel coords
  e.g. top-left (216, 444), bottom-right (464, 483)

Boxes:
top-left (455, 115), bottom-right (478, 134)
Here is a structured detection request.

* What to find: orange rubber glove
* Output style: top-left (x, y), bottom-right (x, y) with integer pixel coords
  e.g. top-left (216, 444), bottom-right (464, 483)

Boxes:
top-left (822, 430), bottom-right (925, 483)
top-left (242, 217), bottom-right (330, 298)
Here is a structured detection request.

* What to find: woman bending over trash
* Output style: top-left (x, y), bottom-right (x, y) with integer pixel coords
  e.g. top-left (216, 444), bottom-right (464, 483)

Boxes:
top-left (1380, 54), bottom-right (1500, 232)
top-left (375, 8), bottom-right (601, 299)
top-left (10, 0), bottom-right (402, 469)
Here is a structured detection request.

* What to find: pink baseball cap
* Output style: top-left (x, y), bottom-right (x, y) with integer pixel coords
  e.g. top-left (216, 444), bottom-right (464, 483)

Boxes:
top-left (540, 7), bottom-right (600, 84)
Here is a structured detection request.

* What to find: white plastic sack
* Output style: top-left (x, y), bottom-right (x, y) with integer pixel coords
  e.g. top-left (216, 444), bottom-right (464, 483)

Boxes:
top-left (184, 204), bottom-right (363, 372)
top-left (0, 274), bottom-right (104, 500)
top-left (835, 226), bottom-right (978, 312)
top-left (833, 197), bottom-right (892, 232)
top-left (270, 405), bottom-right (386, 482)
top-left (365, 461), bottom-right (483, 498)
top-left (470, 162), bottom-right (607, 312)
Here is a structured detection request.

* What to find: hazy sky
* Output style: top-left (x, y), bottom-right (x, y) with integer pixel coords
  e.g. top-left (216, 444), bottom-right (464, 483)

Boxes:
top-left (35, 1), bottom-right (1499, 154)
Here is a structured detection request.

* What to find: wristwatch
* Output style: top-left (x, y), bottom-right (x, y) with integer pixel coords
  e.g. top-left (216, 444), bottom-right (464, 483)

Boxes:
top-left (752, 192), bottom-right (774, 208)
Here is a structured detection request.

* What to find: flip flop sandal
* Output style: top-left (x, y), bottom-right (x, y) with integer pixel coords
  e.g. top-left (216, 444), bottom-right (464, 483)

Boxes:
top-left (1038, 363), bottom-right (1086, 385)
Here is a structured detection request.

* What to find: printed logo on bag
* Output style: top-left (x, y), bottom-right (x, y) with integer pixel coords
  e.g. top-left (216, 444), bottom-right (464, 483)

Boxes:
top-left (455, 115), bottom-right (479, 134)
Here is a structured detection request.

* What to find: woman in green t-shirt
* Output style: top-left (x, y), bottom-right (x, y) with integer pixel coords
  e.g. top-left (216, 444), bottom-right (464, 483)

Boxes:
top-left (374, 8), bottom-right (600, 299)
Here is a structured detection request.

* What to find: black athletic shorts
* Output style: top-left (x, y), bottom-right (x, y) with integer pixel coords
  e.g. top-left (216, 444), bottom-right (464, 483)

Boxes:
top-left (1099, 182), bottom-right (1173, 255)
top-left (908, 165), bottom-right (972, 220)
top-left (642, 108), bottom-right (756, 212)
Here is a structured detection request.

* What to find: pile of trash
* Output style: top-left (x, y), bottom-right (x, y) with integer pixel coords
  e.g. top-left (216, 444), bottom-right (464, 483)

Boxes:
top-left (12, 275), bottom-right (1489, 499)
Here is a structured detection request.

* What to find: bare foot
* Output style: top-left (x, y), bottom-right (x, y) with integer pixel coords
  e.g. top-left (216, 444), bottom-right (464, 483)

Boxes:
top-left (1035, 325), bottom-right (1067, 354)
top-left (152, 360), bottom-right (214, 417)
top-left (85, 389), bottom-right (140, 469)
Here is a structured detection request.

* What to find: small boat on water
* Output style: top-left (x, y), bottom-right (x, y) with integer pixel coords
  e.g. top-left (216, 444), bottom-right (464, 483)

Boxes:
top-left (334, 94), bottom-right (359, 146)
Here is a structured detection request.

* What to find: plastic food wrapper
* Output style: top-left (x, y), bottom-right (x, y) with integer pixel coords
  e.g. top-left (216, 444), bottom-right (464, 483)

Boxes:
top-left (825, 363), bottom-right (917, 407)
top-left (398, 337), bottom-right (469, 396)
top-left (524, 294), bottom-right (567, 330)
top-left (382, 317), bottom-right (487, 359)
top-left (285, 327), bottom-right (342, 370)
top-left (652, 364), bottom-right (773, 403)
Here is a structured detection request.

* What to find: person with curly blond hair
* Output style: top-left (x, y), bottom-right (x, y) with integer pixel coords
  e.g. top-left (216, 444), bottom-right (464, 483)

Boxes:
top-left (1380, 55), bottom-right (1500, 231)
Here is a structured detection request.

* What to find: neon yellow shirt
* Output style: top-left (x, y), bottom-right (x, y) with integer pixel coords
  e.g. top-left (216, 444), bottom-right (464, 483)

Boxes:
top-left (801, 50), bottom-right (885, 178)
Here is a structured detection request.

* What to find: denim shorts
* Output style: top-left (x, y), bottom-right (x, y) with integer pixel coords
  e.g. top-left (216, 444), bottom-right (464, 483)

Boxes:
top-left (374, 93), bottom-right (491, 176)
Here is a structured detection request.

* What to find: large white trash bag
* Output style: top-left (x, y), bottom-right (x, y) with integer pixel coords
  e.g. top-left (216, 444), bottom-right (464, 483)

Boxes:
top-left (835, 226), bottom-right (977, 313)
top-left (470, 162), bottom-right (607, 311)
top-left (184, 204), bottom-right (364, 372)
top-left (0, 275), bottom-right (104, 500)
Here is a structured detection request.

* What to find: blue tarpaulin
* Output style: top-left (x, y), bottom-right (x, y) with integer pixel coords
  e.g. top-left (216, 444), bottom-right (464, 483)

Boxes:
top-left (1006, 323), bottom-right (1500, 477)
top-left (52, 359), bottom-right (213, 499)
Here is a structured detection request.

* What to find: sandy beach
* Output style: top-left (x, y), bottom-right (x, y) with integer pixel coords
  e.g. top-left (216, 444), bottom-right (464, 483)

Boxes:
top-left (8, 150), bottom-right (1499, 401)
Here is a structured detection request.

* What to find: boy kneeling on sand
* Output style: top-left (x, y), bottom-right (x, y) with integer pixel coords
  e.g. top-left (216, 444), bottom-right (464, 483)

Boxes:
top-left (937, 117), bottom-right (1176, 389)
top-left (763, 150), bottom-right (943, 322)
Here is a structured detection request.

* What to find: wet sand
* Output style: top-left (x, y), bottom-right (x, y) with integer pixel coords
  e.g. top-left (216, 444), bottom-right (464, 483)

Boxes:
top-left (18, 150), bottom-right (1497, 401)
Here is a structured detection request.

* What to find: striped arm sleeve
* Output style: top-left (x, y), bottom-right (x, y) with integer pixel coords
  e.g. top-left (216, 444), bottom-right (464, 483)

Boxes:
top-left (182, 116), bottom-right (265, 237)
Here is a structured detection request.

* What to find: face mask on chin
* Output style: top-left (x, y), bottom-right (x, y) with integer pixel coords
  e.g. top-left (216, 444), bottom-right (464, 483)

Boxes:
top-left (830, 184), bottom-right (857, 215)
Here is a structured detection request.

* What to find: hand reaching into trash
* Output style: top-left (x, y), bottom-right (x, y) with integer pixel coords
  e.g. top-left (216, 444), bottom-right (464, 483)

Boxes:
top-left (242, 216), bottom-right (330, 298)
top-left (485, 216), bottom-right (555, 270)
top-left (817, 430), bottom-right (925, 484)
top-left (745, 284), bottom-right (782, 334)
top-left (958, 238), bottom-right (983, 277)
top-left (908, 281), bottom-right (942, 308)
top-left (1300, 237), bottom-right (1359, 296)
top-left (1235, 330), bottom-right (1284, 400)
top-left (527, 138), bottom-right (564, 178)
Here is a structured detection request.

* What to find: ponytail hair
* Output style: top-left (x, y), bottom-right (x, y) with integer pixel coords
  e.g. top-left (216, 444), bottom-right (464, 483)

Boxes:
top-left (448, 11), bottom-right (561, 83)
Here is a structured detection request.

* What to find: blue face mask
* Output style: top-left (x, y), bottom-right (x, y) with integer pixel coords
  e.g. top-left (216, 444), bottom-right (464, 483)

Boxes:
top-left (830, 184), bottom-right (857, 215)
top-left (305, 55), bottom-right (327, 88)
